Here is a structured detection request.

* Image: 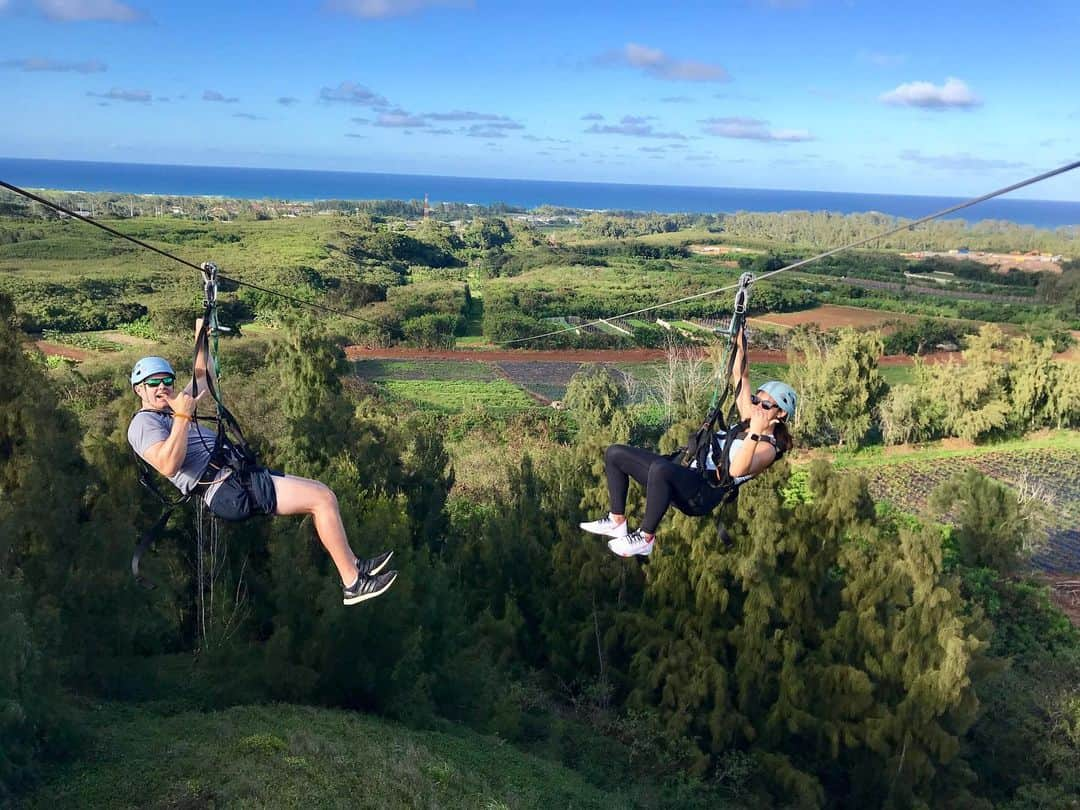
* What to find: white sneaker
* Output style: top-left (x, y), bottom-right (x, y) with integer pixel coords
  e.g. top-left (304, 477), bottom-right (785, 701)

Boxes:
top-left (579, 513), bottom-right (628, 538)
top-left (608, 530), bottom-right (654, 557)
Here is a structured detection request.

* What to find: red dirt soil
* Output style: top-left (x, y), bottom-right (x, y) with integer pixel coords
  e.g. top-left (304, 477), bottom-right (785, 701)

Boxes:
top-left (32, 337), bottom-right (961, 368)
top-left (748, 304), bottom-right (924, 331)
top-left (35, 340), bottom-right (92, 361)
top-left (345, 345), bottom-right (961, 366)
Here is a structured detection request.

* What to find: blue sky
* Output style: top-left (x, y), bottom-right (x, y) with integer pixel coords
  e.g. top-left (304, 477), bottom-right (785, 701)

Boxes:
top-left (1, 0), bottom-right (1078, 199)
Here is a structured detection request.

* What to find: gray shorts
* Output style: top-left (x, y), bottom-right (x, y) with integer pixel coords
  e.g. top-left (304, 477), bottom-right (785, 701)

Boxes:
top-left (207, 467), bottom-right (282, 522)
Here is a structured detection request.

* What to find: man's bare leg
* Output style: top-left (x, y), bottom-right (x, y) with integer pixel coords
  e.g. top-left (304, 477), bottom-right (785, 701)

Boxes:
top-left (272, 474), bottom-right (359, 584)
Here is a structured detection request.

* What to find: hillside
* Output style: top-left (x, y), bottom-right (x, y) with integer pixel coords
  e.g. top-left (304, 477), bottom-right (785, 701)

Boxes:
top-left (22, 703), bottom-right (654, 810)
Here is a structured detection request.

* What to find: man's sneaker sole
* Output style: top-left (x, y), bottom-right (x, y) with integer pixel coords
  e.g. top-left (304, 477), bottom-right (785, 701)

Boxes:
top-left (343, 570), bottom-right (398, 606)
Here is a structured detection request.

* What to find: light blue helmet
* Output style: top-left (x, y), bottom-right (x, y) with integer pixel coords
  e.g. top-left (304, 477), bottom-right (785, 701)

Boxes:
top-left (131, 356), bottom-right (175, 387)
top-left (758, 381), bottom-right (797, 419)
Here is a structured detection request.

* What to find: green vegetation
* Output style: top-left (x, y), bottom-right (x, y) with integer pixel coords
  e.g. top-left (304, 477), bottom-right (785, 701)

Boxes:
top-left (25, 703), bottom-right (630, 809)
top-left (4, 199), bottom-right (1080, 808)
top-left (879, 325), bottom-right (1080, 444)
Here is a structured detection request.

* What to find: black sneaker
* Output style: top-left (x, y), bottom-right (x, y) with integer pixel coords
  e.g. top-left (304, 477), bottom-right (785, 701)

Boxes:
top-left (343, 570), bottom-right (398, 606)
top-left (355, 550), bottom-right (393, 578)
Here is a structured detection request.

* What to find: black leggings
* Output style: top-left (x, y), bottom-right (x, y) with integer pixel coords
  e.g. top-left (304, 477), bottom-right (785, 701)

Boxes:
top-left (604, 444), bottom-right (729, 534)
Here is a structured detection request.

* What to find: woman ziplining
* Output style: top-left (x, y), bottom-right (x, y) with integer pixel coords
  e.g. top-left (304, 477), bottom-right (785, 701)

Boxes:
top-left (580, 276), bottom-right (797, 557)
top-left (128, 265), bottom-right (397, 606)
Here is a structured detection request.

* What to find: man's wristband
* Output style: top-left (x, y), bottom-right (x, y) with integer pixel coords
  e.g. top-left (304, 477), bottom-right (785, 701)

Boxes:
top-left (173, 412), bottom-right (193, 421)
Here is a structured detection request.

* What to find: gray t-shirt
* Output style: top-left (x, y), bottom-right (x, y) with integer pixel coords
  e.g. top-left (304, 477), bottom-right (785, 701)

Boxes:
top-left (127, 410), bottom-right (221, 496)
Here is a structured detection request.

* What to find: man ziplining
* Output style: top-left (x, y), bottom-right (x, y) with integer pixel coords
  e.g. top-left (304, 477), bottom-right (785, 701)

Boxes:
top-left (127, 317), bottom-right (398, 606)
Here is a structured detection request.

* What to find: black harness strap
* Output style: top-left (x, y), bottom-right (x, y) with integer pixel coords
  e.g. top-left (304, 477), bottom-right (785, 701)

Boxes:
top-left (130, 261), bottom-right (259, 589)
top-left (676, 272), bottom-right (755, 493)
top-left (132, 504), bottom-right (177, 590)
top-left (665, 274), bottom-right (775, 534)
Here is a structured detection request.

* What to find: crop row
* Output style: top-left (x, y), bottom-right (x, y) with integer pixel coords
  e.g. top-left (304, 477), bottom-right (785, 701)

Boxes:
top-left (377, 379), bottom-right (539, 414)
top-left (861, 447), bottom-right (1080, 574)
top-left (354, 359), bottom-right (498, 382)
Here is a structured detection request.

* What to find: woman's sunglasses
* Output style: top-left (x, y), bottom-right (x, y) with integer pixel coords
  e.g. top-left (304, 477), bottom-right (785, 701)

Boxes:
top-left (142, 375), bottom-right (176, 388)
top-left (750, 394), bottom-right (780, 411)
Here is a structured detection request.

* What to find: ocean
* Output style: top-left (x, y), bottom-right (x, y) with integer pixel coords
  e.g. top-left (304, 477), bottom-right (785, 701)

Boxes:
top-left (2, 156), bottom-right (1079, 229)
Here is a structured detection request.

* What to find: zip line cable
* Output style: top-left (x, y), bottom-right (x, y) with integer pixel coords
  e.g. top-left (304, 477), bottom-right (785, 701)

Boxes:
top-left (0, 179), bottom-right (382, 328)
top-left (503, 158), bottom-right (1080, 345)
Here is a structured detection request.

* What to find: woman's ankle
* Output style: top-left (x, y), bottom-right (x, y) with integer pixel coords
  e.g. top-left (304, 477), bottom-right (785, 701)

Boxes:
top-left (610, 513), bottom-right (626, 525)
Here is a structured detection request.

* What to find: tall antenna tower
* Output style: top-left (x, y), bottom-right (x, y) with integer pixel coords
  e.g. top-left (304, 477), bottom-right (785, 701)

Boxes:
top-left (423, 193), bottom-right (431, 219)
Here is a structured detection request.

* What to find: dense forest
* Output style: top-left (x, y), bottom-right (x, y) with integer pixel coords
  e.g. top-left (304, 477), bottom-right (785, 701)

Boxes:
top-left (4, 294), bottom-right (1079, 807)
top-left (2, 202), bottom-right (1079, 807)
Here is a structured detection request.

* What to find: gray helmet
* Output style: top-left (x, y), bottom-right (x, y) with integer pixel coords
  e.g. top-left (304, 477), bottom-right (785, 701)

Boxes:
top-left (757, 380), bottom-right (797, 419)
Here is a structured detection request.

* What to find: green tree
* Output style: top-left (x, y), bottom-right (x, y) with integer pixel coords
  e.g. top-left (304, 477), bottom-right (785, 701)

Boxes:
top-left (787, 328), bottom-right (887, 447)
top-left (462, 218), bottom-right (513, 250)
top-left (931, 468), bottom-right (1031, 574)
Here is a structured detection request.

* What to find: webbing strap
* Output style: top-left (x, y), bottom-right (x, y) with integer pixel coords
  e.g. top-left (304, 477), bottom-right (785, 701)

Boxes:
top-left (132, 505), bottom-right (175, 590)
top-left (132, 259), bottom-right (257, 589)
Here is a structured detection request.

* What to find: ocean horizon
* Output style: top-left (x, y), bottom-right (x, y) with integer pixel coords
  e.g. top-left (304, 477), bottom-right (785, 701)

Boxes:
top-left (2, 156), bottom-right (1079, 229)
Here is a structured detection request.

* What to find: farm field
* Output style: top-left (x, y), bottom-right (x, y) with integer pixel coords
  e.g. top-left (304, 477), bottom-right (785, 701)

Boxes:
top-left (748, 304), bottom-right (928, 332)
top-left (377, 379), bottom-right (539, 414)
top-left (854, 445), bottom-right (1080, 575)
top-left (354, 359), bottom-right (499, 383)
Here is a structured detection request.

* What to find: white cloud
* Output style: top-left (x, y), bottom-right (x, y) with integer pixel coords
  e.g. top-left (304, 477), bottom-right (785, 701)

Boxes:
top-left (325, 0), bottom-right (472, 19)
top-left (524, 135), bottom-right (571, 143)
top-left (319, 81), bottom-right (390, 107)
top-left (203, 90), bottom-right (239, 103)
top-left (857, 49), bottom-right (905, 68)
top-left (374, 109), bottom-right (428, 127)
top-left (581, 112), bottom-right (604, 121)
top-left (87, 87), bottom-right (150, 102)
top-left (425, 110), bottom-right (511, 122)
top-left (602, 43), bottom-right (729, 82)
top-left (35, 0), bottom-right (142, 22)
top-left (899, 150), bottom-right (1025, 171)
top-left (232, 113), bottom-right (265, 121)
top-left (468, 120), bottom-right (523, 131)
top-left (701, 116), bottom-right (813, 142)
top-left (586, 115), bottom-right (687, 140)
top-left (1, 57), bottom-right (106, 72)
top-left (278, 96), bottom-right (300, 106)
top-left (880, 77), bottom-right (980, 110)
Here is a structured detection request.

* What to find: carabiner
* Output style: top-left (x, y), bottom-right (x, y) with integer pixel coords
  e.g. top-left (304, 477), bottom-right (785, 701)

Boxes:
top-left (200, 262), bottom-right (219, 309)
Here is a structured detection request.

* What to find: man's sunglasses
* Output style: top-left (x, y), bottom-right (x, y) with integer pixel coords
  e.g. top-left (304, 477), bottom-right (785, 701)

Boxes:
top-left (750, 394), bottom-right (780, 411)
top-left (142, 375), bottom-right (175, 388)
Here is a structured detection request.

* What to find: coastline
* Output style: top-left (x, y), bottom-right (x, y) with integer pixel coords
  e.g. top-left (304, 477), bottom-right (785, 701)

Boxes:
top-left (3, 156), bottom-right (1079, 228)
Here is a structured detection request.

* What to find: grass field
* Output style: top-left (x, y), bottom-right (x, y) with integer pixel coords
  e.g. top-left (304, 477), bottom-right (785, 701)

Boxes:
top-left (22, 702), bottom-right (633, 810)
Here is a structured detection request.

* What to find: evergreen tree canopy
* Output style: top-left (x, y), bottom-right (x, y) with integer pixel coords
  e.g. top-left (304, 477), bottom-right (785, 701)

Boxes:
top-left (787, 327), bottom-right (887, 447)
